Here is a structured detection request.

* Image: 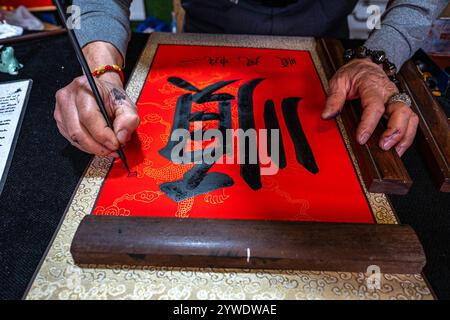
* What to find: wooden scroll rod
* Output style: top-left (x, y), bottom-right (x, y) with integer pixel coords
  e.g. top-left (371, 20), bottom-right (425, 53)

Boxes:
top-left (71, 215), bottom-right (426, 274)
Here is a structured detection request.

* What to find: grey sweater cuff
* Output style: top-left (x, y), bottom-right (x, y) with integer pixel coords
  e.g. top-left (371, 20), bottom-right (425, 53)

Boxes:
top-left (365, 24), bottom-right (411, 69)
top-left (364, 0), bottom-right (447, 69)
top-left (73, 0), bottom-right (131, 63)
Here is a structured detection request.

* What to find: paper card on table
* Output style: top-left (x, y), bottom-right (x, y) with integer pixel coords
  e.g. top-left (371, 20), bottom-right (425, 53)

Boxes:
top-left (0, 79), bottom-right (32, 195)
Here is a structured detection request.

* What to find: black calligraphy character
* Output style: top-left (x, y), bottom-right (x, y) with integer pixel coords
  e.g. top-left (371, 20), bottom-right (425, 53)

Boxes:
top-left (159, 77), bottom-right (236, 202)
top-left (238, 56), bottom-right (262, 67)
top-left (264, 97), bottom-right (318, 174)
top-left (159, 76), bottom-right (318, 202)
top-left (206, 56), bottom-right (229, 67)
top-left (276, 56), bottom-right (296, 68)
top-left (264, 100), bottom-right (287, 169)
top-left (281, 97), bottom-right (319, 174)
top-left (237, 78), bottom-right (265, 190)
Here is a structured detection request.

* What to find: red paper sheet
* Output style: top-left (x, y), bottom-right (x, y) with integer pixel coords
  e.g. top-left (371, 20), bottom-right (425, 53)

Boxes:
top-left (93, 44), bottom-right (374, 223)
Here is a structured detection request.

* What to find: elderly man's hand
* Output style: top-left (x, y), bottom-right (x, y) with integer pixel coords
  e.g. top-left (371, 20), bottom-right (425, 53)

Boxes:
top-left (54, 74), bottom-right (139, 157)
top-left (321, 58), bottom-right (418, 156)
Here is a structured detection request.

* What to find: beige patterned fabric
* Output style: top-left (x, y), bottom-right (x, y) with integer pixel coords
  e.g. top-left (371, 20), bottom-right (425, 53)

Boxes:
top-left (25, 33), bottom-right (432, 300)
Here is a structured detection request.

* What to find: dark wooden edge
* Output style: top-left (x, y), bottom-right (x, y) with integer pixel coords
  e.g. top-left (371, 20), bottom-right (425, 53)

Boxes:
top-left (398, 61), bottom-right (450, 192)
top-left (316, 38), bottom-right (412, 195)
top-left (0, 29), bottom-right (66, 46)
top-left (71, 215), bottom-right (426, 274)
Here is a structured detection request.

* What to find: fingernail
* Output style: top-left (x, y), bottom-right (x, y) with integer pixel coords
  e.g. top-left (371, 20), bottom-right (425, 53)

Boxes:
top-left (382, 137), bottom-right (397, 150)
top-left (359, 132), bottom-right (370, 144)
top-left (110, 152), bottom-right (119, 158)
top-left (105, 141), bottom-right (117, 151)
top-left (381, 130), bottom-right (400, 150)
top-left (382, 141), bottom-right (393, 150)
top-left (321, 111), bottom-right (330, 119)
top-left (322, 110), bottom-right (340, 120)
top-left (395, 145), bottom-right (405, 157)
top-left (117, 129), bottom-right (128, 144)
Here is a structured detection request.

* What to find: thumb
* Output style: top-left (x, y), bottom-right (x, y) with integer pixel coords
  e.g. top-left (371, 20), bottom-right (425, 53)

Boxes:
top-left (322, 74), bottom-right (349, 120)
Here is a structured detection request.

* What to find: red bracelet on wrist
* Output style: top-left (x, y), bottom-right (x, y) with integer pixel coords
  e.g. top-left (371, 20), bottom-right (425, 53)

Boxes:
top-left (91, 64), bottom-right (124, 84)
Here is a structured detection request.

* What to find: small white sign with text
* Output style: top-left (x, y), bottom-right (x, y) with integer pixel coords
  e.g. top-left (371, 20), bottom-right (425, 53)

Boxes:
top-left (0, 79), bottom-right (32, 195)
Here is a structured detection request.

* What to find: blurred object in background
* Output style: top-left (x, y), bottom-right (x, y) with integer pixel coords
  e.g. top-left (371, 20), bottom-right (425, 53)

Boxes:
top-left (0, 46), bottom-right (23, 75)
top-left (422, 3), bottom-right (450, 71)
top-left (348, 0), bottom-right (389, 39)
top-left (131, 0), bottom-right (172, 33)
top-left (130, 0), bottom-right (146, 21)
top-left (173, 0), bottom-right (184, 33)
top-left (0, 3), bottom-right (63, 45)
top-left (0, 0), bottom-right (61, 30)
top-left (0, 6), bottom-right (44, 31)
top-left (0, 22), bottom-right (23, 41)
top-left (135, 16), bottom-right (171, 33)
top-left (414, 50), bottom-right (450, 120)
top-left (415, 50), bottom-right (449, 94)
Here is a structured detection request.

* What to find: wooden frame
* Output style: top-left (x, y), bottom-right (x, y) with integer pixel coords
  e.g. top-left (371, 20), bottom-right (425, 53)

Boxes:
top-left (398, 61), bottom-right (450, 192)
top-left (70, 33), bottom-right (423, 274)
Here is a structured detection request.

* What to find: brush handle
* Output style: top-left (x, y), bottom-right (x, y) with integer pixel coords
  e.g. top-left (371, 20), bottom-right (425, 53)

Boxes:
top-left (54, 0), bottom-right (130, 173)
top-left (54, 0), bottom-right (112, 127)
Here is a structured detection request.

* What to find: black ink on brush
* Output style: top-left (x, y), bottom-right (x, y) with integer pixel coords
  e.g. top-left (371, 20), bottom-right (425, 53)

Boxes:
top-left (54, 0), bottom-right (131, 174)
top-left (264, 100), bottom-right (287, 169)
top-left (282, 97), bottom-right (319, 174)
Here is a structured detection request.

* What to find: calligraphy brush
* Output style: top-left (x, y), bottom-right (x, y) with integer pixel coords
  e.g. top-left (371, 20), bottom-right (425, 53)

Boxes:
top-left (54, 0), bottom-right (132, 174)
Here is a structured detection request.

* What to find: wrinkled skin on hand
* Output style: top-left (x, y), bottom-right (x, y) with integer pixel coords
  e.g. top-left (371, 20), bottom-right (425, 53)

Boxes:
top-left (322, 58), bottom-right (418, 156)
top-left (54, 75), bottom-right (139, 157)
top-left (55, 59), bottom-right (418, 158)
